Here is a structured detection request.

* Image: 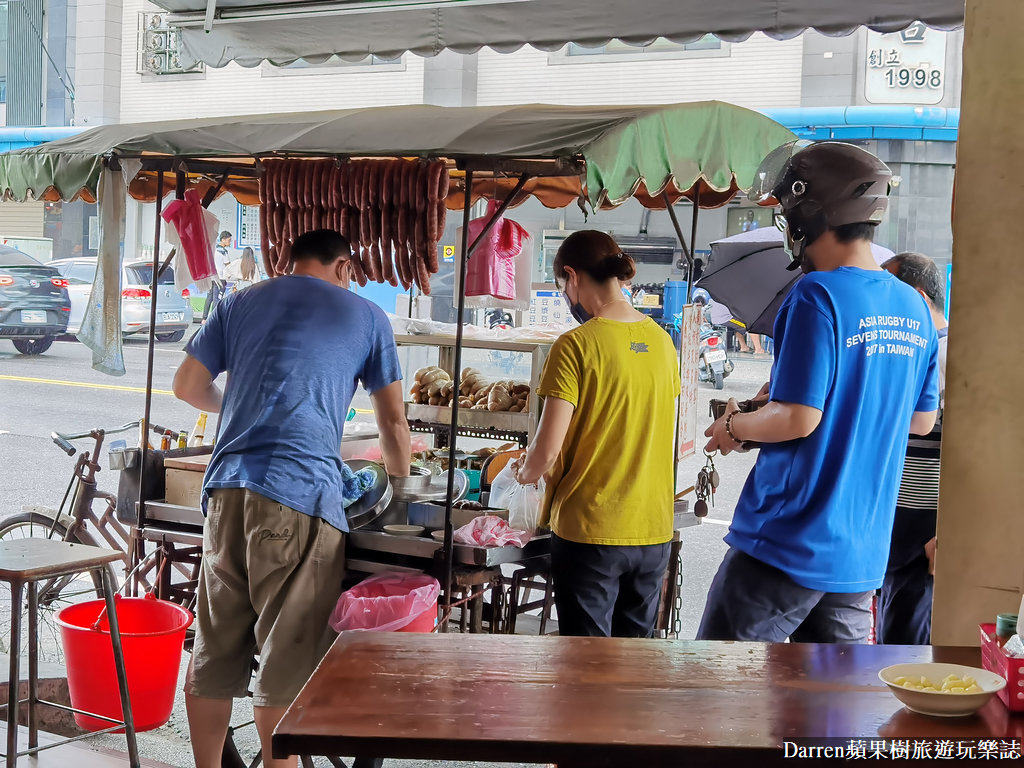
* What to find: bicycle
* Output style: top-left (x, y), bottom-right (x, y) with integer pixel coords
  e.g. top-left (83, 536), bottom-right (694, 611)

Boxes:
top-left (0, 422), bottom-right (381, 768)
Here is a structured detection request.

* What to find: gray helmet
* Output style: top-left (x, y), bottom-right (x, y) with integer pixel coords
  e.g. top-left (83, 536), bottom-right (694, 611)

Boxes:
top-left (750, 141), bottom-right (892, 260)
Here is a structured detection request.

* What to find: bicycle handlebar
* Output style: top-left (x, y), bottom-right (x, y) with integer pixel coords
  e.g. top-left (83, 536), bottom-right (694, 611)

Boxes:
top-left (51, 420), bottom-right (186, 456)
top-left (50, 432), bottom-right (76, 456)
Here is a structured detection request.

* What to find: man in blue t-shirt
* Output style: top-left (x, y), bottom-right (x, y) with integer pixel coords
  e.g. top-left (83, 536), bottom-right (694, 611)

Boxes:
top-left (698, 142), bottom-right (940, 643)
top-left (173, 229), bottom-right (410, 768)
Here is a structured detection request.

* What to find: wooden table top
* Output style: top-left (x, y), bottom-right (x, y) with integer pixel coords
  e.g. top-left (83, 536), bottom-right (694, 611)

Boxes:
top-left (163, 453), bottom-right (212, 472)
top-left (273, 634), bottom-right (1023, 766)
top-left (0, 539), bottom-right (123, 582)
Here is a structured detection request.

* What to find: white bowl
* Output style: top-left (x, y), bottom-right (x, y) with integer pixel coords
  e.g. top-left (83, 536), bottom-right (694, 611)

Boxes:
top-left (382, 524), bottom-right (425, 537)
top-left (878, 663), bottom-right (1006, 718)
top-left (430, 530), bottom-right (446, 541)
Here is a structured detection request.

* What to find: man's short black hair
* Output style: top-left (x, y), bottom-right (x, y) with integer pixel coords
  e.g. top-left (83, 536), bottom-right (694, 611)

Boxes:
top-left (832, 222), bottom-right (878, 244)
top-left (882, 251), bottom-right (945, 309)
top-left (291, 229), bottom-right (352, 266)
top-left (218, 231), bottom-right (232, 241)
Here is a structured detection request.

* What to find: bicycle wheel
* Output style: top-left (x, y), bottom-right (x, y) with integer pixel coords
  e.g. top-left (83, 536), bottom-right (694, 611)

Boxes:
top-left (0, 511), bottom-right (112, 665)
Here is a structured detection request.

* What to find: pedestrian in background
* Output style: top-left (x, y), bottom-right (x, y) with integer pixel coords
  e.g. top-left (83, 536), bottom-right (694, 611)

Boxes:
top-left (699, 142), bottom-right (939, 644)
top-left (876, 252), bottom-right (949, 645)
top-left (202, 230), bottom-right (232, 322)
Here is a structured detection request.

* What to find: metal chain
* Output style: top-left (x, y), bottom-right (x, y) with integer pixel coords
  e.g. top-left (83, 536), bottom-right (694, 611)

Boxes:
top-left (672, 551), bottom-right (684, 638)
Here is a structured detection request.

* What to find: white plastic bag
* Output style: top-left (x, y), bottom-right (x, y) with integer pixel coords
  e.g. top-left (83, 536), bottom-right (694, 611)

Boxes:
top-left (489, 463), bottom-right (544, 533)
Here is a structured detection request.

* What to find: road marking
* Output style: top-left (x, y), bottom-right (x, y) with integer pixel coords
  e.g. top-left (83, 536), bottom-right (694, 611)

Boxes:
top-left (0, 374), bottom-right (174, 396)
top-left (701, 518), bottom-right (731, 527)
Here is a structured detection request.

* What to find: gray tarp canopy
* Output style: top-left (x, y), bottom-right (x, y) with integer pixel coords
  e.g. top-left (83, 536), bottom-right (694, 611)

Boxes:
top-left (157, 0), bottom-right (966, 69)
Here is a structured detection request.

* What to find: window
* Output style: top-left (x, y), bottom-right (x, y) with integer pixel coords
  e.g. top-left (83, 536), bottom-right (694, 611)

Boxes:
top-left (261, 54), bottom-right (405, 78)
top-left (68, 262), bottom-right (97, 285)
top-left (127, 264), bottom-right (176, 286)
top-left (137, 12), bottom-right (204, 76)
top-left (0, 1), bottom-right (8, 104)
top-left (559, 35), bottom-right (726, 61)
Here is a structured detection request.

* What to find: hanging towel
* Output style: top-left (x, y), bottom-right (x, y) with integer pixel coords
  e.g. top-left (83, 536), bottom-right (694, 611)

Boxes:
top-left (78, 167), bottom-right (126, 376)
top-left (162, 188), bottom-right (219, 296)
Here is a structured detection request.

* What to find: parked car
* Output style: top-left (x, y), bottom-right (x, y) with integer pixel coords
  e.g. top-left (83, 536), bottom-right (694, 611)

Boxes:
top-left (0, 245), bottom-right (71, 355)
top-left (48, 257), bottom-right (193, 342)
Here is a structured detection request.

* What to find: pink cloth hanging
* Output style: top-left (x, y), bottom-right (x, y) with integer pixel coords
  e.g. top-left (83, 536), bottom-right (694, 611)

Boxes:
top-left (161, 189), bottom-right (217, 284)
top-left (465, 199), bottom-right (528, 301)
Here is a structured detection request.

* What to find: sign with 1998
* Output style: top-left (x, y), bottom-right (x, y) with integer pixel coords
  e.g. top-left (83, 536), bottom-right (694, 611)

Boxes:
top-left (864, 24), bottom-right (947, 105)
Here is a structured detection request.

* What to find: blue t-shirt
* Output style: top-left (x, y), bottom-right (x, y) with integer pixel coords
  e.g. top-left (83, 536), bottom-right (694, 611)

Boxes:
top-left (186, 275), bottom-right (402, 532)
top-left (726, 267), bottom-right (940, 593)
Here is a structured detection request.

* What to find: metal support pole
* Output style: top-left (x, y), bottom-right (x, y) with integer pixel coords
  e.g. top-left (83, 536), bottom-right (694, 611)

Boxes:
top-left (102, 569), bottom-right (140, 768)
top-left (662, 191), bottom-right (695, 302)
top-left (663, 190), bottom-right (700, 489)
top-left (688, 187), bottom-right (701, 301)
top-left (440, 169), bottom-right (475, 629)
top-left (440, 173), bottom-right (530, 629)
top-left (138, 172), bottom-right (166, 536)
top-left (5, 581), bottom-right (22, 767)
top-left (27, 582), bottom-right (37, 750)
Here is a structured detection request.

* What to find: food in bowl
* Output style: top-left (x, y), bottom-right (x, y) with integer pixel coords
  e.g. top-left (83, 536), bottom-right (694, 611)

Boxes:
top-left (879, 663), bottom-right (1006, 718)
top-left (893, 674), bottom-right (983, 694)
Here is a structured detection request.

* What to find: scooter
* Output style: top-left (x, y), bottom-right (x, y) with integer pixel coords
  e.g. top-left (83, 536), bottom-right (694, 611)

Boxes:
top-left (698, 313), bottom-right (734, 390)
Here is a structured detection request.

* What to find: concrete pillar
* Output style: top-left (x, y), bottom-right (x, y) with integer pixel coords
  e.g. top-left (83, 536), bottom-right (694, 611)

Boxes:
top-left (931, 0), bottom-right (1024, 645)
top-left (73, 0), bottom-right (122, 125)
top-left (422, 49), bottom-right (478, 107)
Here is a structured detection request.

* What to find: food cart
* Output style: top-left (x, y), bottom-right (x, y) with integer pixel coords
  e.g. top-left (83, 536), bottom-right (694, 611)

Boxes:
top-left (0, 101), bottom-right (795, 631)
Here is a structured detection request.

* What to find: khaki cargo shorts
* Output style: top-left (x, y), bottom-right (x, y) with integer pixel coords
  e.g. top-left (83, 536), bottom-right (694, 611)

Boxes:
top-left (186, 488), bottom-right (346, 708)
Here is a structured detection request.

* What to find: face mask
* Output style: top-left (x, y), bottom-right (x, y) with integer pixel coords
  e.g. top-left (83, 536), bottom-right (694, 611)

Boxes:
top-left (562, 291), bottom-right (591, 324)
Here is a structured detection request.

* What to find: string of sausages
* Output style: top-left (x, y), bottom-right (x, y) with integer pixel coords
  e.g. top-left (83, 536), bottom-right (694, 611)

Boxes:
top-left (258, 158), bottom-right (449, 294)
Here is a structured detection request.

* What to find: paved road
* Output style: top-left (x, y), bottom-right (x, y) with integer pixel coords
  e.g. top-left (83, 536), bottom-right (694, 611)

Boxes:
top-left (0, 334), bottom-right (771, 767)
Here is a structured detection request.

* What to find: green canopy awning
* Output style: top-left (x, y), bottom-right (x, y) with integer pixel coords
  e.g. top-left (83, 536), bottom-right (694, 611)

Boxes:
top-left (0, 102), bottom-right (795, 210)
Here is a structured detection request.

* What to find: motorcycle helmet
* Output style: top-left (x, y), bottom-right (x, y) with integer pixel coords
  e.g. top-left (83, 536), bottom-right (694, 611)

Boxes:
top-left (691, 287), bottom-right (711, 306)
top-left (749, 141), bottom-right (892, 270)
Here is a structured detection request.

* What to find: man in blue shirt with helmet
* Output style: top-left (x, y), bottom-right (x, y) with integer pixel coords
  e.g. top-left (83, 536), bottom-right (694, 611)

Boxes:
top-left (698, 142), bottom-right (940, 643)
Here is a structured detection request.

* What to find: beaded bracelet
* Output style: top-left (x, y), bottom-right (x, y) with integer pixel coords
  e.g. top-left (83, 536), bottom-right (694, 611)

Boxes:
top-left (725, 409), bottom-right (743, 444)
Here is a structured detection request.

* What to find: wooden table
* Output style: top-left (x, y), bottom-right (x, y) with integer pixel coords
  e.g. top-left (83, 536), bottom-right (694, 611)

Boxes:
top-left (273, 634), bottom-right (1023, 767)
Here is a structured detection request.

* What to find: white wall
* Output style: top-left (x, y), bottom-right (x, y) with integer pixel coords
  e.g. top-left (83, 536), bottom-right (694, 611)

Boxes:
top-left (119, 0), bottom-right (426, 122)
top-left (476, 35), bottom-right (803, 109)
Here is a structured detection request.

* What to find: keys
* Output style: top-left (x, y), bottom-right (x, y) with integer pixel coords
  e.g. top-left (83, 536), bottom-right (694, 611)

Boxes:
top-left (694, 450), bottom-right (718, 518)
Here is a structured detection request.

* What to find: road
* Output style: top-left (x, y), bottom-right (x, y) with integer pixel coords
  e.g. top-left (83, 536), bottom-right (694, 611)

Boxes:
top-left (0, 334), bottom-right (770, 767)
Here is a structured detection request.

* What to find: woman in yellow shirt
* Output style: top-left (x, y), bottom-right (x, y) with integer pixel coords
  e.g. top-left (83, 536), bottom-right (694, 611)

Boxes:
top-left (515, 230), bottom-right (680, 637)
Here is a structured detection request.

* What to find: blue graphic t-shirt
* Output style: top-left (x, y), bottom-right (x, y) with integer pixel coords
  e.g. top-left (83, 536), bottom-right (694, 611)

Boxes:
top-left (726, 267), bottom-right (940, 593)
top-left (186, 275), bottom-right (402, 532)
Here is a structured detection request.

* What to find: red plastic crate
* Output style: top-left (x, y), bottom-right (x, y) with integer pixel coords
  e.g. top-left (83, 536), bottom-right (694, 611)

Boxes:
top-left (979, 623), bottom-right (1024, 712)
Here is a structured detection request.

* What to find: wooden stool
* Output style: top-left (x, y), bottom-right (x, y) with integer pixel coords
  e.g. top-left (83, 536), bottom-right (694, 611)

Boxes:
top-left (0, 539), bottom-right (138, 768)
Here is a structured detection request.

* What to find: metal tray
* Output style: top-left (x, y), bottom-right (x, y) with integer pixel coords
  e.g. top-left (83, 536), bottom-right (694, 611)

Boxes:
top-left (345, 460), bottom-right (393, 530)
top-left (346, 529), bottom-right (550, 567)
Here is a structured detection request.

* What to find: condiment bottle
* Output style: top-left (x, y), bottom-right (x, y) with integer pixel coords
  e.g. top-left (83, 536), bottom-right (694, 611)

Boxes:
top-left (177, 430), bottom-right (188, 449)
top-left (189, 412), bottom-right (208, 447)
top-left (996, 613), bottom-right (1018, 646)
top-left (159, 431), bottom-right (172, 451)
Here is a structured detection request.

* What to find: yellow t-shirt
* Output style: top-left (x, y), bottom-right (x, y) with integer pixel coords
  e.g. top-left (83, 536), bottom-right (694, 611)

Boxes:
top-left (537, 316), bottom-right (680, 546)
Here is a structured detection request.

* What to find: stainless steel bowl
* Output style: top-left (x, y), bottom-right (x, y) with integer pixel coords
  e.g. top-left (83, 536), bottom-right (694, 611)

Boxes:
top-left (389, 465), bottom-right (432, 496)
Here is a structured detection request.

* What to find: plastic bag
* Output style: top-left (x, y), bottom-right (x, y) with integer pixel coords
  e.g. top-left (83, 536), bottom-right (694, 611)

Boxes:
top-left (329, 572), bottom-right (440, 633)
top-left (463, 199), bottom-right (528, 301)
top-left (489, 462), bottom-right (544, 533)
top-left (454, 515), bottom-right (530, 548)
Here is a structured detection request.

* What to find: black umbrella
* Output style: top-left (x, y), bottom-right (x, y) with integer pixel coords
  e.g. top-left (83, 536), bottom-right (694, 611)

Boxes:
top-left (696, 227), bottom-right (894, 337)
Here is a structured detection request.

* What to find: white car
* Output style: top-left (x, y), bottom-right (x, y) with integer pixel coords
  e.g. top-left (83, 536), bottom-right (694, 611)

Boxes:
top-left (48, 257), bottom-right (194, 342)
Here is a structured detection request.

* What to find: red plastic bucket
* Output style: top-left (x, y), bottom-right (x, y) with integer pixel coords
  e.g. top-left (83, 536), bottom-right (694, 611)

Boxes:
top-left (400, 606), bottom-right (438, 633)
top-left (56, 595), bottom-right (193, 732)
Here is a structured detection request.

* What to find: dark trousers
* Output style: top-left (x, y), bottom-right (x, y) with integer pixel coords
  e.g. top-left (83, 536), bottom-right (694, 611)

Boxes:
top-left (202, 279), bottom-right (225, 320)
top-left (697, 548), bottom-right (873, 643)
top-left (877, 556), bottom-right (932, 645)
top-left (550, 535), bottom-right (670, 638)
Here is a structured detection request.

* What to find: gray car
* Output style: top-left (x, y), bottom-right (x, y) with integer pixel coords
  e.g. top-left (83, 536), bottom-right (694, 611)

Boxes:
top-left (49, 257), bottom-right (194, 342)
